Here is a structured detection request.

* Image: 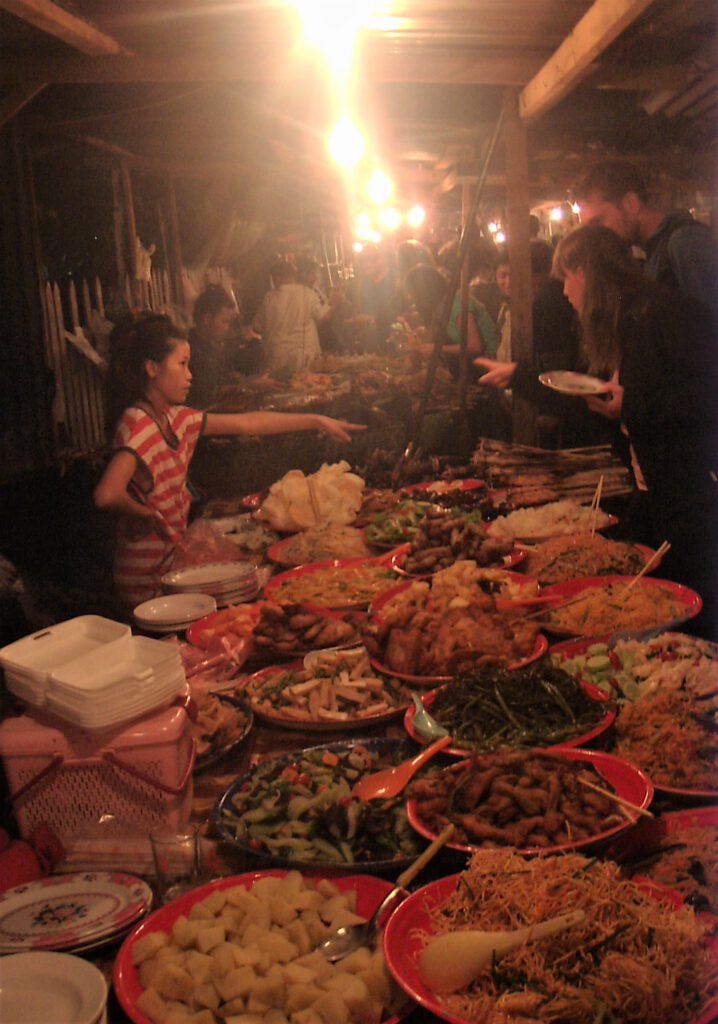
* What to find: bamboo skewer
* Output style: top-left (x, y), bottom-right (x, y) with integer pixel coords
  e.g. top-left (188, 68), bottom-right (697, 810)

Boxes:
top-left (588, 475), bottom-right (604, 537)
top-left (578, 774), bottom-right (654, 819)
top-left (624, 540), bottom-right (671, 591)
top-left (307, 477), bottom-right (321, 526)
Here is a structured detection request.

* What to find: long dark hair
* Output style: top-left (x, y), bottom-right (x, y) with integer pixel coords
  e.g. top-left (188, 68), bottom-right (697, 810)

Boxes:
top-left (105, 313), bottom-right (187, 437)
top-left (553, 224), bottom-right (644, 373)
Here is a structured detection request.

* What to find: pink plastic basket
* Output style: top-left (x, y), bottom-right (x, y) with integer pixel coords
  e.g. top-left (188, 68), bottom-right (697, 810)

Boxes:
top-left (0, 699), bottom-right (195, 841)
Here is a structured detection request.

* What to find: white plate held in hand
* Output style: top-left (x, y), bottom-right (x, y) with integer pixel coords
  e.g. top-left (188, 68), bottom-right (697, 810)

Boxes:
top-left (538, 371), bottom-right (608, 396)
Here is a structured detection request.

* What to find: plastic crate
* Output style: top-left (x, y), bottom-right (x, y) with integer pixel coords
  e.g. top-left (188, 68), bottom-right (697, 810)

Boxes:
top-left (0, 698), bottom-right (195, 842)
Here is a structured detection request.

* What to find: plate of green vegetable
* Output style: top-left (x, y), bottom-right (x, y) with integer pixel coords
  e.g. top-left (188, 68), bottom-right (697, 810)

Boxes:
top-left (214, 738), bottom-right (427, 871)
top-left (364, 500), bottom-right (432, 549)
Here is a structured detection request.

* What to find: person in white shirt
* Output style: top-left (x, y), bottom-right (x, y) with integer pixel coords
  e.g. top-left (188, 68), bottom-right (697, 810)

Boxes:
top-left (253, 260), bottom-right (336, 373)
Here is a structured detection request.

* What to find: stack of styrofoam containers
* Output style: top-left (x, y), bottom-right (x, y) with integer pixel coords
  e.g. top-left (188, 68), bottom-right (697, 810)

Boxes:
top-left (0, 616), bottom-right (186, 729)
top-left (0, 616), bottom-right (194, 842)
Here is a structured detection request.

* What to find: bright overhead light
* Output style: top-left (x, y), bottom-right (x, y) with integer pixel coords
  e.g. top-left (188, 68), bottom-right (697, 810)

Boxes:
top-left (550, 206), bottom-right (564, 221)
top-left (495, 231), bottom-right (506, 244)
top-left (378, 207), bottom-right (401, 230)
top-left (367, 169), bottom-right (393, 204)
top-left (407, 204), bottom-right (425, 229)
top-left (328, 117), bottom-right (365, 169)
top-left (488, 221), bottom-right (499, 234)
top-left (352, 241), bottom-right (364, 253)
top-left (290, 0), bottom-right (373, 73)
top-left (571, 201), bottom-right (581, 215)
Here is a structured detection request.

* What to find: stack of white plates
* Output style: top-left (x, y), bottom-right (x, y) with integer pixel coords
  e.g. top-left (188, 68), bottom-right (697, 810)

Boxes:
top-left (161, 560), bottom-right (260, 607)
top-left (0, 873), bottom-right (153, 957)
top-left (0, 952), bottom-right (108, 1024)
top-left (133, 592), bottom-right (217, 634)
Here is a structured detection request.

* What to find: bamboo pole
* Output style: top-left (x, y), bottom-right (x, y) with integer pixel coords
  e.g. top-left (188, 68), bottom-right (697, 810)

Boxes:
top-left (94, 275), bottom-right (104, 316)
top-left (68, 279), bottom-right (92, 450)
top-left (52, 281), bottom-right (82, 451)
top-left (42, 281), bottom-right (64, 444)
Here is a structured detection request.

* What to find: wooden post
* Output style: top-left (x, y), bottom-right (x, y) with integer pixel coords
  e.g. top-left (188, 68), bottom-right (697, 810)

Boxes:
top-left (456, 179), bottom-right (473, 447)
top-left (166, 176), bottom-right (185, 309)
top-left (503, 88), bottom-right (537, 446)
top-left (111, 164), bottom-right (126, 287)
top-left (119, 157), bottom-right (139, 306)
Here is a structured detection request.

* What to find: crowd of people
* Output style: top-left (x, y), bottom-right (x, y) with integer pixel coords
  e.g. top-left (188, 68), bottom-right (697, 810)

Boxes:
top-left (93, 159), bottom-right (717, 637)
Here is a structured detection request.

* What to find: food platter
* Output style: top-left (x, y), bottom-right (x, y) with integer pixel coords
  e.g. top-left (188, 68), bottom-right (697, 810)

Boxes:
top-left (192, 693), bottom-right (254, 772)
top-left (239, 654), bottom-right (412, 731)
top-left (382, 870), bottom-right (718, 1024)
top-left (521, 535), bottom-right (658, 585)
top-left (263, 556), bottom-right (399, 609)
top-left (185, 601), bottom-right (263, 649)
top-left (214, 738), bottom-right (423, 870)
top-left (370, 633), bottom-right (549, 686)
top-left (265, 526), bottom-right (373, 566)
top-left (406, 747), bottom-right (653, 855)
top-left (403, 678), bottom-right (615, 755)
top-left (539, 574), bottom-right (703, 637)
top-left (487, 501), bottom-right (619, 543)
top-left (114, 871), bottom-right (406, 1024)
top-left (538, 370), bottom-right (609, 395)
top-left (389, 541), bottom-right (528, 579)
top-left (551, 633), bottom-right (718, 799)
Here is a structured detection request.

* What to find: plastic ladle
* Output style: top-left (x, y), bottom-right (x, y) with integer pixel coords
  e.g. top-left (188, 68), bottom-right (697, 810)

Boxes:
top-left (410, 694), bottom-right (449, 741)
top-left (419, 908), bottom-right (586, 994)
top-left (318, 823), bottom-right (455, 963)
top-left (351, 734), bottom-right (452, 801)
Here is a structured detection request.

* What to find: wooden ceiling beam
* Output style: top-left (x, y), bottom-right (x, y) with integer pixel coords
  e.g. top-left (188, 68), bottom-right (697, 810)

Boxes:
top-left (0, 0), bottom-right (126, 56)
top-left (0, 50), bottom-right (545, 86)
top-left (519, 0), bottom-right (660, 122)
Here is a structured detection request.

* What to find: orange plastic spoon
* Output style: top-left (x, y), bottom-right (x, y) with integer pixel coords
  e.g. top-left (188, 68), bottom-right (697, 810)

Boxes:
top-left (351, 735), bottom-right (452, 801)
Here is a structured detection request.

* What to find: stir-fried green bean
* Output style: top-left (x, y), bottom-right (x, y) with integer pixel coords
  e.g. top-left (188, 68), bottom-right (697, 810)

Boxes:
top-left (428, 663), bottom-right (611, 752)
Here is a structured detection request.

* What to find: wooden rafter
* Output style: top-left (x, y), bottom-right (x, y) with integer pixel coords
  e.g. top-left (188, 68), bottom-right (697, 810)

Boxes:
top-left (519, 0), bottom-right (659, 122)
top-left (0, 80), bottom-right (45, 126)
top-left (0, 0), bottom-right (125, 56)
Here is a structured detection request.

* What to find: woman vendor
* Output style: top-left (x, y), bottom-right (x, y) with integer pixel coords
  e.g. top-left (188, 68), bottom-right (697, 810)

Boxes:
top-left (552, 224), bottom-right (718, 639)
top-left (94, 314), bottom-right (365, 610)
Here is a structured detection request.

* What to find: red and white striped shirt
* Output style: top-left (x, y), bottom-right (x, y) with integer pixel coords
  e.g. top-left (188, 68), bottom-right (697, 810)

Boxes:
top-left (113, 404), bottom-right (205, 609)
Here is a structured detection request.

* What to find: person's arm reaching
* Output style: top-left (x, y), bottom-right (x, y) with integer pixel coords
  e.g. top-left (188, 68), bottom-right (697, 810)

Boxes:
top-left (204, 411), bottom-right (367, 443)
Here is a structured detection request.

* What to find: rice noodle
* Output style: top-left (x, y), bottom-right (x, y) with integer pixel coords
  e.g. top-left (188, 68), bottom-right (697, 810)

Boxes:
top-left (419, 849), bottom-right (717, 1023)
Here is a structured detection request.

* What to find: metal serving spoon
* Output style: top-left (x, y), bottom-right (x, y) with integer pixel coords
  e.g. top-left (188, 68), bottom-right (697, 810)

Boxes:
top-left (410, 693), bottom-right (449, 741)
top-left (318, 824), bottom-right (455, 962)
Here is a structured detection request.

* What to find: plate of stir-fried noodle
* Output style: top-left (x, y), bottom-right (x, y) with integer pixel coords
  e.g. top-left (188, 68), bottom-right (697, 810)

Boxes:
top-left (384, 849), bottom-right (718, 1024)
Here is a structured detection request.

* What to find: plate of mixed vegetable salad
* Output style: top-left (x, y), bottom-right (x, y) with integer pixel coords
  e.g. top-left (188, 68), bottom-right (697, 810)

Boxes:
top-left (215, 738), bottom-right (426, 870)
top-left (364, 500), bottom-right (431, 548)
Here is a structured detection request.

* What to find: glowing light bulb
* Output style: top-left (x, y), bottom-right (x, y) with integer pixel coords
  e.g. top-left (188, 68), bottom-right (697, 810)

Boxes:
top-left (407, 204), bottom-right (425, 229)
top-left (352, 241), bottom-right (364, 253)
top-left (328, 118), bottom-right (365, 169)
top-left (488, 222), bottom-right (499, 234)
top-left (367, 169), bottom-right (393, 204)
top-left (378, 207), bottom-right (401, 231)
top-left (550, 206), bottom-right (564, 221)
top-left (571, 201), bottom-right (581, 215)
top-left (495, 231), bottom-right (506, 244)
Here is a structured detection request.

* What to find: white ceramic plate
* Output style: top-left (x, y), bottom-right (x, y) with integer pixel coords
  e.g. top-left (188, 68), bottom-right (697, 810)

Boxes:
top-left (538, 371), bottom-right (608, 395)
top-left (0, 951), bottom-right (107, 1024)
top-left (133, 593), bottom-right (216, 626)
top-left (161, 561), bottom-right (256, 589)
top-left (0, 873), bottom-right (153, 953)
